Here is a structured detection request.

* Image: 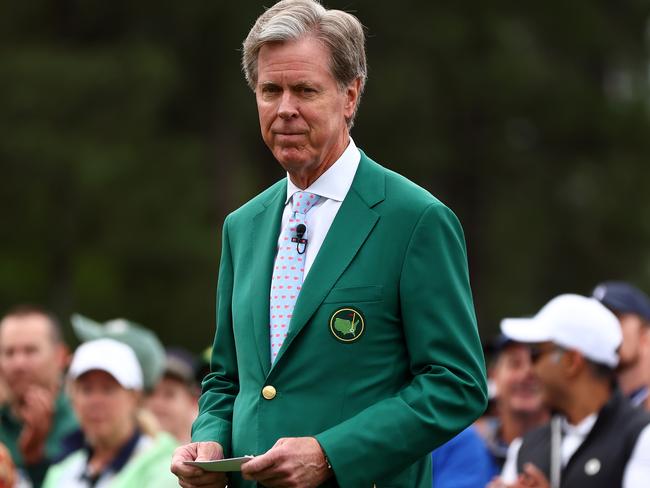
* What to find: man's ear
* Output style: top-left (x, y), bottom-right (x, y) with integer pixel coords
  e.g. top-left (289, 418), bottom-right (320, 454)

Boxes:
top-left (343, 78), bottom-right (362, 120)
top-left (55, 343), bottom-right (71, 371)
top-left (640, 325), bottom-right (650, 345)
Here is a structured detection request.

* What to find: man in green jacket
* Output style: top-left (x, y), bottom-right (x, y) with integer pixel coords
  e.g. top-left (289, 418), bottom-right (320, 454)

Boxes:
top-left (171, 1), bottom-right (487, 486)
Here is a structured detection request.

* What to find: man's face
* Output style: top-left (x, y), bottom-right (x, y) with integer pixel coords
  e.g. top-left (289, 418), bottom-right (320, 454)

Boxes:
top-left (530, 341), bottom-right (567, 409)
top-left (72, 370), bottom-right (138, 448)
top-left (493, 343), bottom-right (544, 416)
top-left (616, 313), bottom-right (647, 369)
top-left (0, 314), bottom-right (64, 398)
top-left (255, 36), bottom-right (359, 183)
top-left (145, 376), bottom-right (198, 440)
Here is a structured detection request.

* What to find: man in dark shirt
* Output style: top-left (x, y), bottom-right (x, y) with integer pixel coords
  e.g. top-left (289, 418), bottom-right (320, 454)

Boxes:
top-left (490, 294), bottom-right (650, 488)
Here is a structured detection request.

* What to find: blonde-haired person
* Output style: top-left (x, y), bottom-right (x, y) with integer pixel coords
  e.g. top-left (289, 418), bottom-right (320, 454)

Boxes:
top-left (42, 339), bottom-right (178, 488)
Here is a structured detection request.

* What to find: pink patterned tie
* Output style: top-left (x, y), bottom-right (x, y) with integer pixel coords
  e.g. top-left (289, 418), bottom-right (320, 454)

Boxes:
top-left (269, 191), bottom-right (320, 364)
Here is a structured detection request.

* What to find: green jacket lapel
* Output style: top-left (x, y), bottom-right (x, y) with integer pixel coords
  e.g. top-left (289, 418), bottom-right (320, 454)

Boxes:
top-left (271, 152), bottom-right (386, 369)
top-left (250, 182), bottom-right (286, 377)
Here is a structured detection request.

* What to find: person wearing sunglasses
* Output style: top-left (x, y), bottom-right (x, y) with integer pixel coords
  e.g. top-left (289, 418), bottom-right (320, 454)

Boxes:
top-left (488, 294), bottom-right (650, 488)
top-left (477, 335), bottom-right (549, 471)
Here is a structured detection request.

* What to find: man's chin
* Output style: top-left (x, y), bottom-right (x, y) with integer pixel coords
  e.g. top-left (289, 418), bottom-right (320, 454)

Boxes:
top-left (616, 359), bottom-right (636, 373)
top-left (275, 151), bottom-right (314, 173)
top-left (510, 396), bottom-right (544, 411)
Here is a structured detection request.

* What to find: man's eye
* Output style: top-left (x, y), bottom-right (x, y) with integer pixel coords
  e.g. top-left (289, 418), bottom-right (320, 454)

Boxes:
top-left (262, 85), bottom-right (281, 94)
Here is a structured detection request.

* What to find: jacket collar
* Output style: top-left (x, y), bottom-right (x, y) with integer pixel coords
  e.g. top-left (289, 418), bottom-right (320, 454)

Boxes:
top-left (247, 150), bottom-right (385, 377)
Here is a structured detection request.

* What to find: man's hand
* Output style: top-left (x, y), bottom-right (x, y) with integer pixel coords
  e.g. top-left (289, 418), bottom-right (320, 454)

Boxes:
top-left (514, 463), bottom-right (551, 488)
top-left (170, 441), bottom-right (228, 488)
top-left (17, 386), bottom-right (55, 465)
top-left (486, 476), bottom-right (506, 488)
top-left (241, 437), bottom-right (332, 487)
top-left (486, 464), bottom-right (550, 488)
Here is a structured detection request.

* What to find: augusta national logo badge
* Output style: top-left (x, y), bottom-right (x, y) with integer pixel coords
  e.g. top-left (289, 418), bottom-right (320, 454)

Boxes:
top-left (329, 307), bottom-right (365, 343)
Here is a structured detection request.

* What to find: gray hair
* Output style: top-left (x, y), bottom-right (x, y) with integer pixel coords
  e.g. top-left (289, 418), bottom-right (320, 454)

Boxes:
top-left (242, 0), bottom-right (367, 127)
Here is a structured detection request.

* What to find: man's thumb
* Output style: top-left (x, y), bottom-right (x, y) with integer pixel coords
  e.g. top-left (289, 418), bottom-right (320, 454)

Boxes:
top-left (196, 442), bottom-right (223, 461)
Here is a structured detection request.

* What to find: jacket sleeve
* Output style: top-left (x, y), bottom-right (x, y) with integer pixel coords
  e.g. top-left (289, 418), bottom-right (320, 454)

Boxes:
top-left (315, 202), bottom-right (488, 486)
top-left (191, 216), bottom-right (239, 455)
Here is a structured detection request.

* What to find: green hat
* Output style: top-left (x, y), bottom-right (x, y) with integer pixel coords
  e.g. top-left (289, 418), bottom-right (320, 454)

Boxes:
top-left (70, 314), bottom-right (165, 391)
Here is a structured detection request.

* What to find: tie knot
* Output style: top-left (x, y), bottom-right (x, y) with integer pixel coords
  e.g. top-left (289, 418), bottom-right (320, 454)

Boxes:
top-left (291, 191), bottom-right (320, 215)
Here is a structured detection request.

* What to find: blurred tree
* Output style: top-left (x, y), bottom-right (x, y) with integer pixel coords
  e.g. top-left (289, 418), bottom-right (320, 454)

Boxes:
top-left (1, 0), bottom-right (649, 350)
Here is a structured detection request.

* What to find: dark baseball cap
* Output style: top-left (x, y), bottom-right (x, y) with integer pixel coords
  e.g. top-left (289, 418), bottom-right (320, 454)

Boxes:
top-left (492, 334), bottom-right (516, 353)
top-left (164, 347), bottom-right (198, 388)
top-left (488, 333), bottom-right (531, 356)
top-left (592, 281), bottom-right (650, 322)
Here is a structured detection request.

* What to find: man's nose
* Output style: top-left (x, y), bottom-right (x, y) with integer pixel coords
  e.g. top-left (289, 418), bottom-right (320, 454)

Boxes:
top-left (277, 92), bottom-right (299, 119)
top-left (10, 351), bottom-right (30, 369)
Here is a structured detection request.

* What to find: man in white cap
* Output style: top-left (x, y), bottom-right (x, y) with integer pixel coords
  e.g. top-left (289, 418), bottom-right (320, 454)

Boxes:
top-left (488, 294), bottom-right (650, 488)
top-left (42, 338), bottom-right (178, 488)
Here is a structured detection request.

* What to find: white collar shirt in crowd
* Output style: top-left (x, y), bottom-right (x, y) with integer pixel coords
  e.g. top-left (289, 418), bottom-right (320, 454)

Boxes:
top-left (43, 434), bottom-right (155, 488)
top-left (629, 386), bottom-right (649, 408)
top-left (281, 138), bottom-right (360, 279)
top-left (501, 413), bottom-right (650, 487)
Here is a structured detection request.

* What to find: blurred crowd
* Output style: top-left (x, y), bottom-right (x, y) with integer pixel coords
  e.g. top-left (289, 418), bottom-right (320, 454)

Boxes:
top-left (433, 281), bottom-right (650, 487)
top-left (0, 307), bottom-right (206, 488)
top-left (1, 280), bottom-right (649, 487)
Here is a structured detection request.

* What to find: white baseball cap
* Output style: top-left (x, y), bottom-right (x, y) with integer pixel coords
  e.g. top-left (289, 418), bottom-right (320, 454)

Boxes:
top-left (500, 294), bottom-right (622, 368)
top-left (69, 338), bottom-right (143, 390)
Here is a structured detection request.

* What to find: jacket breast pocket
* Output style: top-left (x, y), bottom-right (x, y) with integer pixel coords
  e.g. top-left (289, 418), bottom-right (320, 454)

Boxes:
top-left (323, 285), bottom-right (383, 304)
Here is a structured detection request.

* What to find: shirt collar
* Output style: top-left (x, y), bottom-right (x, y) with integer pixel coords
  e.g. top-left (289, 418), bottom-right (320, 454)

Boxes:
top-left (629, 386), bottom-right (649, 406)
top-left (561, 413), bottom-right (598, 437)
top-left (285, 138), bottom-right (360, 204)
top-left (80, 428), bottom-right (141, 482)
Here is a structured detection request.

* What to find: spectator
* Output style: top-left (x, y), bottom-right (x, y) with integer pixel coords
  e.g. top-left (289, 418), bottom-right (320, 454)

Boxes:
top-left (431, 425), bottom-right (498, 487)
top-left (145, 348), bottom-right (199, 444)
top-left (42, 339), bottom-right (178, 487)
top-left (71, 314), bottom-right (173, 444)
top-left (70, 314), bottom-right (165, 392)
top-left (477, 335), bottom-right (549, 469)
top-left (0, 305), bottom-right (78, 487)
top-left (491, 294), bottom-right (650, 488)
top-left (593, 281), bottom-right (650, 407)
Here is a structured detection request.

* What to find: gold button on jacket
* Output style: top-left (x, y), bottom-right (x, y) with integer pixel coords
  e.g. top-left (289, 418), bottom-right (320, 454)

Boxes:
top-left (262, 385), bottom-right (276, 400)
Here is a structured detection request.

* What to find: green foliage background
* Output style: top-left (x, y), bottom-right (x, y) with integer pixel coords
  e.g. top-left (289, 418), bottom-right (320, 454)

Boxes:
top-left (2, 1), bottom-right (650, 351)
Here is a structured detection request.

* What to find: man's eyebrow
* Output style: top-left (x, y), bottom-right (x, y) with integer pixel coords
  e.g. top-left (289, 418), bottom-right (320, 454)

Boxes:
top-left (291, 81), bottom-right (322, 90)
top-left (257, 80), bottom-right (320, 91)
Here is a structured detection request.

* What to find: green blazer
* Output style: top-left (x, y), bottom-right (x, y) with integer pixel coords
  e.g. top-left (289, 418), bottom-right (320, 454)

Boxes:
top-left (192, 151), bottom-right (488, 487)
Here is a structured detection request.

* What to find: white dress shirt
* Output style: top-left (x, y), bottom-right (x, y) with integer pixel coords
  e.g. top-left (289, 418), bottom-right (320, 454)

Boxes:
top-left (501, 414), bottom-right (650, 487)
top-left (280, 138), bottom-right (360, 278)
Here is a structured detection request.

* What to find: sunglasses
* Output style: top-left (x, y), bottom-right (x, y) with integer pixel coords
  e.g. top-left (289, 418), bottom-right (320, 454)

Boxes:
top-left (529, 344), bottom-right (564, 363)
